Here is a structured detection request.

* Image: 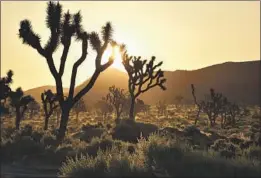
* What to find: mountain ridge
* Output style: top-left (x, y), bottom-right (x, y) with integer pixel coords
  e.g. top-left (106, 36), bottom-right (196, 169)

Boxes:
top-left (24, 60), bottom-right (260, 106)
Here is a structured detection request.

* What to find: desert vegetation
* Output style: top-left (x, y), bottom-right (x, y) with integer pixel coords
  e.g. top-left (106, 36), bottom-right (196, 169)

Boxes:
top-left (1, 1), bottom-right (260, 178)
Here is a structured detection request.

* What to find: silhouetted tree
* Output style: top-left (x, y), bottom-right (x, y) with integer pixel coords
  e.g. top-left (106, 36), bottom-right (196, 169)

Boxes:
top-left (27, 100), bottom-right (40, 119)
top-left (105, 85), bottom-right (128, 123)
top-left (95, 99), bottom-right (113, 119)
top-left (9, 87), bottom-right (34, 129)
top-left (135, 99), bottom-right (150, 116)
top-left (122, 52), bottom-right (166, 121)
top-left (174, 95), bottom-right (184, 108)
top-left (156, 100), bottom-right (167, 116)
top-left (191, 84), bottom-right (202, 125)
top-left (41, 89), bottom-right (59, 130)
top-left (191, 84), bottom-right (237, 127)
top-left (0, 70), bottom-right (13, 115)
top-left (221, 101), bottom-right (240, 127)
top-left (72, 98), bottom-right (86, 123)
top-left (18, 1), bottom-right (120, 140)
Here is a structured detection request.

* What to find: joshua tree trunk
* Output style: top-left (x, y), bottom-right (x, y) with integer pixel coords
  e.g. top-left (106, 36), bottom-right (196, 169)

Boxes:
top-left (194, 109), bottom-right (200, 125)
top-left (57, 107), bottom-right (70, 141)
top-left (44, 115), bottom-right (50, 130)
top-left (129, 97), bottom-right (135, 121)
top-left (15, 107), bottom-right (21, 130)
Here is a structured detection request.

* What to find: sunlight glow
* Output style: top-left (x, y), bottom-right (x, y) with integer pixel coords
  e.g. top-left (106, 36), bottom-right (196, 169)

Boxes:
top-left (101, 44), bottom-right (126, 72)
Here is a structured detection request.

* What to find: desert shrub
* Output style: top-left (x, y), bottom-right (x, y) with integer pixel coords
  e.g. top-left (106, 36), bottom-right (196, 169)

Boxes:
top-left (244, 145), bottom-right (261, 161)
top-left (40, 132), bottom-right (59, 147)
top-left (74, 126), bottom-right (106, 143)
top-left (141, 134), bottom-right (261, 177)
top-left (1, 134), bottom-right (44, 163)
top-left (210, 139), bottom-right (241, 159)
top-left (111, 120), bottom-right (158, 143)
top-left (59, 145), bottom-right (149, 177)
top-left (112, 121), bottom-right (141, 143)
top-left (183, 125), bottom-right (200, 136)
top-left (86, 137), bottom-right (129, 157)
top-left (2, 126), bottom-right (16, 138)
top-left (31, 130), bottom-right (44, 142)
top-left (21, 124), bottom-right (33, 136)
top-left (59, 133), bottom-right (261, 177)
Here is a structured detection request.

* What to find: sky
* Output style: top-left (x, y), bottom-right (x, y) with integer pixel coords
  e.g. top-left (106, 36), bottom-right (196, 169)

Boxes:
top-left (1, 1), bottom-right (260, 90)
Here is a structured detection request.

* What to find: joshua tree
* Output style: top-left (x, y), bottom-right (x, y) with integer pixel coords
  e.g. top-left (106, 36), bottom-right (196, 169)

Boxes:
top-left (95, 99), bottom-right (113, 119)
top-left (156, 100), bottom-right (167, 116)
top-left (41, 89), bottom-right (59, 130)
top-left (72, 98), bottom-right (86, 123)
top-left (27, 100), bottom-right (41, 119)
top-left (121, 53), bottom-right (166, 121)
top-left (53, 105), bottom-right (62, 127)
top-left (191, 84), bottom-right (230, 127)
top-left (191, 84), bottom-right (203, 125)
top-left (174, 95), bottom-right (184, 109)
top-left (0, 70), bottom-right (14, 115)
top-left (9, 87), bottom-right (34, 129)
top-left (18, 2), bottom-right (120, 140)
top-left (105, 85), bottom-right (128, 123)
top-left (222, 101), bottom-right (240, 127)
top-left (135, 99), bottom-right (150, 116)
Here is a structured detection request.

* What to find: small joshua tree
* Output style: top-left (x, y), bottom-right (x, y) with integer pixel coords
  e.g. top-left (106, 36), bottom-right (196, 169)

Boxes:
top-left (135, 99), bottom-right (150, 116)
top-left (0, 70), bottom-right (14, 115)
top-left (122, 52), bottom-right (166, 121)
top-left (221, 101), bottom-right (240, 127)
top-left (105, 85), bottom-right (128, 123)
top-left (27, 100), bottom-right (41, 119)
top-left (18, 1), bottom-right (121, 140)
top-left (41, 89), bottom-right (59, 130)
top-left (72, 98), bottom-right (86, 123)
top-left (94, 99), bottom-right (113, 120)
top-left (191, 84), bottom-right (203, 125)
top-left (156, 100), bottom-right (167, 116)
top-left (191, 84), bottom-right (235, 127)
top-left (9, 87), bottom-right (34, 129)
top-left (174, 95), bottom-right (184, 109)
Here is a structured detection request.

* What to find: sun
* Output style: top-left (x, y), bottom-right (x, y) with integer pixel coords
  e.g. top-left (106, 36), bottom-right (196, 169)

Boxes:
top-left (101, 44), bottom-right (126, 72)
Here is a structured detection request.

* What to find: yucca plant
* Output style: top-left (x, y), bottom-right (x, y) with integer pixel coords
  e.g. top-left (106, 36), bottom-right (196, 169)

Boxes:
top-left (0, 70), bottom-right (14, 115)
top-left (9, 87), bottom-right (34, 129)
top-left (41, 89), bottom-right (59, 130)
top-left (105, 85), bottom-right (128, 123)
top-left (18, 1), bottom-right (122, 140)
top-left (121, 52), bottom-right (166, 121)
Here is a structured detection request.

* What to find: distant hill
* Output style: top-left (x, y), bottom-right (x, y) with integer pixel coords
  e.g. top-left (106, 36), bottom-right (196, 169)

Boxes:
top-left (25, 60), bottom-right (260, 106)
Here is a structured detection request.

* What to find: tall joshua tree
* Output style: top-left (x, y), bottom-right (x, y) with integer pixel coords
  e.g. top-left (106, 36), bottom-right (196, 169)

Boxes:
top-left (9, 88), bottom-right (34, 129)
top-left (41, 89), bottom-right (59, 130)
top-left (106, 85), bottom-right (128, 123)
top-left (122, 53), bottom-right (166, 121)
top-left (0, 70), bottom-right (14, 115)
top-left (18, 2), bottom-right (118, 140)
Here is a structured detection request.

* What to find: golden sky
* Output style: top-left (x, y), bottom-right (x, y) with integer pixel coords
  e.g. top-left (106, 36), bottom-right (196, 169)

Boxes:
top-left (1, 1), bottom-right (260, 90)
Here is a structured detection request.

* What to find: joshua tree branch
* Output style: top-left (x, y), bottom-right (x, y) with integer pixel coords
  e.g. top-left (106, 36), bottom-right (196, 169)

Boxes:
top-left (69, 34), bottom-right (88, 100)
top-left (59, 44), bottom-right (70, 76)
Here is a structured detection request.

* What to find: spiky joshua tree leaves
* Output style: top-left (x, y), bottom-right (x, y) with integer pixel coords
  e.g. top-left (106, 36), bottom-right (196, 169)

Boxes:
top-left (41, 90), bottom-right (59, 130)
top-left (9, 87), bottom-right (34, 130)
top-left (18, 1), bottom-right (119, 140)
top-left (121, 52), bottom-right (166, 121)
top-left (105, 85), bottom-right (128, 123)
top-left (0, 70), bottom-right (14, 115)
